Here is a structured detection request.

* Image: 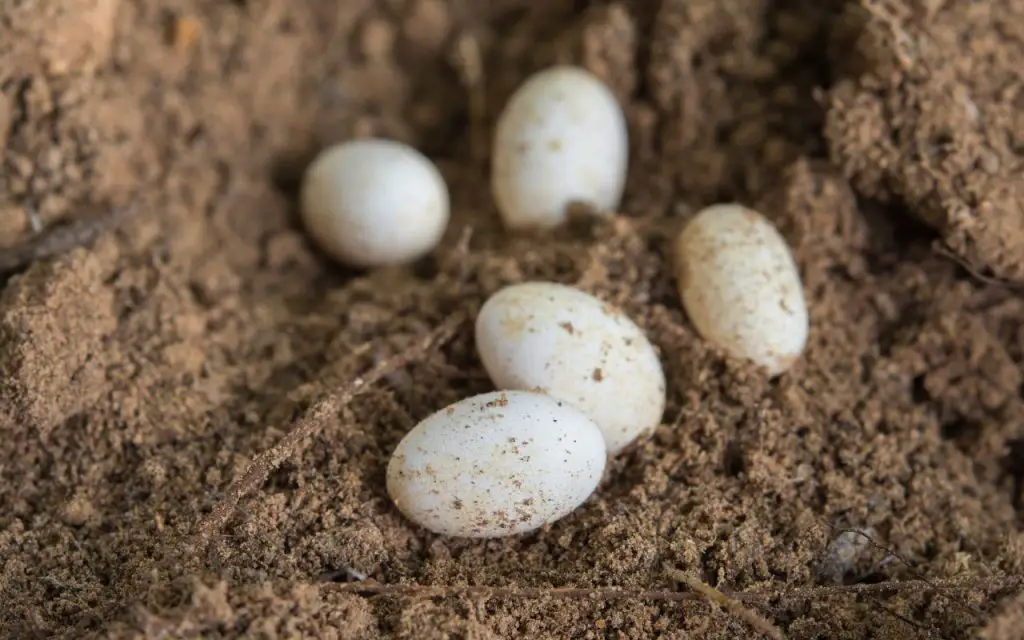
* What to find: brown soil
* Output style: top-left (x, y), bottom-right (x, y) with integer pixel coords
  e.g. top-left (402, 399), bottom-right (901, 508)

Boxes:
top-left (2, 1), bottom-right (1023, 638)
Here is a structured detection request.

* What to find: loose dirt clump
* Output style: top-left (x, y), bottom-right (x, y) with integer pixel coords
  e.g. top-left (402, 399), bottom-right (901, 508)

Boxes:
top-left (825, 0), bottom-right (1024, 282)
top-left (1, 1), bottom-right (1023, 639)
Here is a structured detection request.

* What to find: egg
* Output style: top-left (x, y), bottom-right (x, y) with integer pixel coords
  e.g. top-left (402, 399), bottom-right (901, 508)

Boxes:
top-left (674, 203), bottom-right (808, 376)
top-left (475, 282), bottom-right (665, 455)
top-left (386, 390), bottom-right (607, 538)
top-left (300, 138), bottom-right (450, 268)
top-left (491, 65), bottom-right (628, 231)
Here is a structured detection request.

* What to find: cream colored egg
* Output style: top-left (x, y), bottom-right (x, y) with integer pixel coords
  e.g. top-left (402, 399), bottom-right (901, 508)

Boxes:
top-left (300, 138), bottom-right (449, 268)
top-left (386, 390), bottom-right (607, 538)
top-left (491, 65), bottom-right (628, 231)
top-left (674, 203), bottom-right (808, 376)
top-left (475, 282), bottom-right (666, 455)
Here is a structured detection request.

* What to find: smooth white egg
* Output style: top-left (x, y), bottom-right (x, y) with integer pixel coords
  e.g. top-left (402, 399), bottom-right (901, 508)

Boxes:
top-left (300, 138), bottom-right (450, 268)
top-left (386, 390), bottom-right (607, 538)
top-left (475, 282), bottom-right (665, 455)
top-left (674, 203), bottom-right (808, 376)
top-left (491, 65), bottom-right (628, 231)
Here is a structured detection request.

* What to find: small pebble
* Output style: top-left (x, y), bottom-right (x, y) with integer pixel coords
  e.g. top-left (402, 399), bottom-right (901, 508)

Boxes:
top-left (491, 65), bottom-right (628, 231)
top-left (386, 390), bottom-right (607, 538)
top-left (300, 138), bottom-right (449, 268)
top-left (475, 281), bottom-right (665, 455)
top-left (816, 527), bottom-right (875, 584)
top-left (674, 203), bottom-right (808, 376)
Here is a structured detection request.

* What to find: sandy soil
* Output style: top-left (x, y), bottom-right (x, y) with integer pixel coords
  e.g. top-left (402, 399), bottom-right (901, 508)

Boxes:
top-left (1, 1), bottom-right (1023, 638)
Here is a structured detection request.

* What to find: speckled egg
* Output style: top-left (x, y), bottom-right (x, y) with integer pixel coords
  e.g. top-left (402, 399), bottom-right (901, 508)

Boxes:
top-left (475, 281), bottom-right (666, 455)
top-left (491, 65), bottom-right (628, 231)
top-left (386, 390), bottom-right (607, 538)
top-left (674, 203), bottom-right (808, 376)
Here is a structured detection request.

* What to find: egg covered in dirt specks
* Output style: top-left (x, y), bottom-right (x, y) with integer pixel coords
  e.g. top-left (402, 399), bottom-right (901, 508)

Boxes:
top-left (386, 390), bottom-right (607, 538)
top-left (474, 282), bottom-right (666, 455)
top-left (300, 138), bottom-right (450, 268)
top-left (491, 65), bottom-right (628, 231)
top-left (674, 203), bottom-right (808, 377)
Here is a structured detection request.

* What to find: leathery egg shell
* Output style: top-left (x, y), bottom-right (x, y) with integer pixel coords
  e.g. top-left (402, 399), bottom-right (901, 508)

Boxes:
top-left (300, 138), bottom-right (450, 268)
top-left (491, 65), bottom-right (628, 231)
top-left (475, 282), bottom-right (666, 455)
top-left (674, 203), bottom-right (808, 376)
top-left (386, 390), bottom-right (606, 538)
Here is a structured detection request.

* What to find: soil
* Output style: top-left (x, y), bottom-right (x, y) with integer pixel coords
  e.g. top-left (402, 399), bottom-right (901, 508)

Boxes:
top-left (2, 0), bottom-right (1024, 638)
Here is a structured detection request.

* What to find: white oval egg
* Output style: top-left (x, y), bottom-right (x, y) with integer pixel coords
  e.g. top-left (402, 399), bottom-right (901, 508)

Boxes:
top-left (491, 65), bottom-right (628, 231)
top-left (386, 390), bottom-right (607, 538)
top-left (300, 138), bottom-right (450, 268)
top-left (475, 282), bottom-right (665, 455)
top-left (674, 203), bottom-right (808, 376)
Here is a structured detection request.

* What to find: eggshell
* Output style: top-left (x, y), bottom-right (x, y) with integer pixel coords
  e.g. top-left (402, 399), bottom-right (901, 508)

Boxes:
top-left (386, 390), bottom-right (607, 538)
top-left (491, 65), bottom-right (628, 231)
top-left (674, 203), bottom-right (808, 376)
top-left (300, 138), bottom-right (449, 268)
top-left (475, 282), bottom-right (666, 455)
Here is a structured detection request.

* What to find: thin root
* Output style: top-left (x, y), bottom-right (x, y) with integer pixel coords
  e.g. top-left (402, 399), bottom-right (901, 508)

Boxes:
top-left (819, 519), bottom-right (989, 622)
top-left (932, 241), bottom-right (1024, 292)
top-left (324, 575), bottom-right (1023, 616)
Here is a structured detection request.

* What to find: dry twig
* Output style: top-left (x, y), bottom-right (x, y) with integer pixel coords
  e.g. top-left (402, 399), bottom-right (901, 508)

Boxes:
top-left (0, 203), bottom-right (139, 273)
top-left (666, 567), bottom-right (785, 640)
top-left (180, 313), bottom-right (466, 557)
